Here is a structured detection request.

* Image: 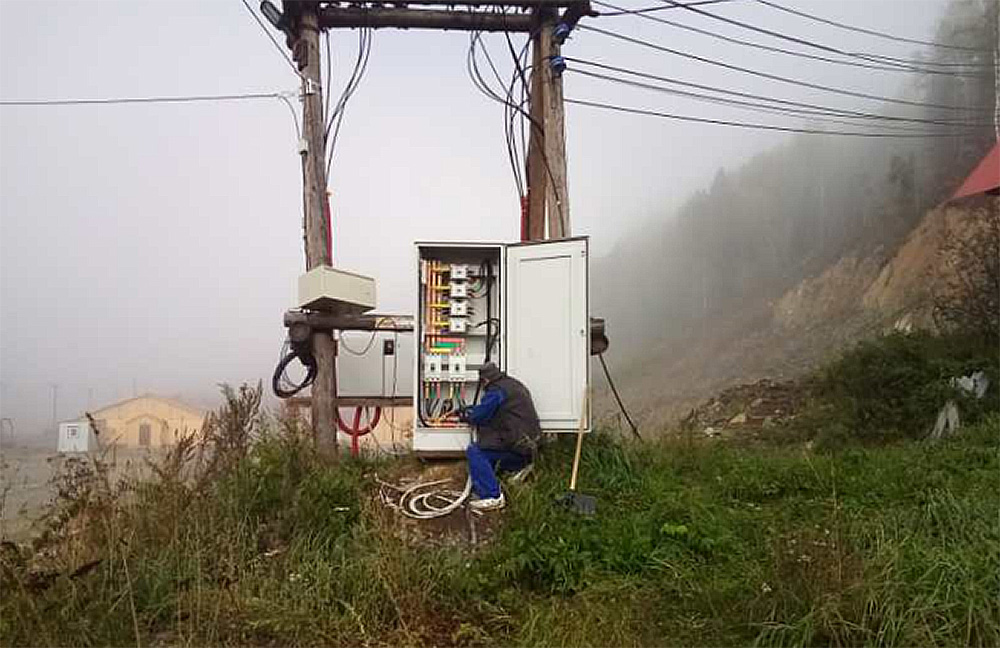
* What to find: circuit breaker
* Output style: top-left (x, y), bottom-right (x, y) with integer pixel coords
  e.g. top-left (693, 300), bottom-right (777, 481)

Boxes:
top-left (413, 239), bottom-right (590, 455)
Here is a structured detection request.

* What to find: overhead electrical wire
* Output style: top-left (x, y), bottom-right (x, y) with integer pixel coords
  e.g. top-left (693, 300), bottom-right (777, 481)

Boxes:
top-left (0, 92), bottom-right (292, 107)
top-left (755, 0), bottom-right (993, 53)
top-left (238, 0), bottom-right (305, 79)
top-left (591, 0), bottom-right (980, 77)
top-left (579, 25), bottom-right (989, 113)
top-left (655, 0), bottom-right (995, 70)
top-left (565, 97), bottom-right (974, 138)
top-left (599, 0), bottom-right (739, 16)
top-left (569, 68), bottom-right (979, 135)
top-left (565, 58), bottom-right (993, 129)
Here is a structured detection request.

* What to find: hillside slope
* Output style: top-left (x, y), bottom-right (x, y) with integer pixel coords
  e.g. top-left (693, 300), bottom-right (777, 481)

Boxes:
top-left (597, 198), bottom-right (998, 429)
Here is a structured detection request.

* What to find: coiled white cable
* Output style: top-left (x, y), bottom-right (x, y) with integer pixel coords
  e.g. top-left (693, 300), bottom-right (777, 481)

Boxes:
top-left (396, 475), bottom-right (473, 520)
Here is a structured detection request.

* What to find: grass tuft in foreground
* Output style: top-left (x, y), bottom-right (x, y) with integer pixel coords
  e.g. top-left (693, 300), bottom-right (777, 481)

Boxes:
top-left (2, 336), bottom-right (998, 647)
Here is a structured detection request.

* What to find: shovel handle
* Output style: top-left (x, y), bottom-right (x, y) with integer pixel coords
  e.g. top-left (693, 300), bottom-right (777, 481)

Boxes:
top-left (569, 390), bottom-right (589, 492)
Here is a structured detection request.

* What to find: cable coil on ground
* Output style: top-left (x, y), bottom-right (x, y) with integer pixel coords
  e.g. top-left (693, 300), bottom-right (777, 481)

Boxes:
top-left (378, 475), bottom-right (473, 519)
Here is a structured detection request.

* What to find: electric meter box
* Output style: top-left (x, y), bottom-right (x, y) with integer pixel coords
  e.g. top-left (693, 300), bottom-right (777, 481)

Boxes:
top-left (413, 238), bottom-right (590, 455)
top-left (298, 265), bottom-right (376, 314)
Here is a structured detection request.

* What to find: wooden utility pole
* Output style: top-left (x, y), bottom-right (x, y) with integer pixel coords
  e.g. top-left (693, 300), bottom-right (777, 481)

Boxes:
top-left (526, 8), bottom-right (573, 240)
top-left (543, 22), bottom-right (569, 239)
top-left (526, 24), bottom-right (548, 242)
top-left (290, 3), bottom-right (338, 456)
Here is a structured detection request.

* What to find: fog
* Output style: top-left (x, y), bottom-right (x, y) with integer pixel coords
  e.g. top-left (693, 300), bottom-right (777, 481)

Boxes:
top-left (0, 0), bottom-right (956, 436)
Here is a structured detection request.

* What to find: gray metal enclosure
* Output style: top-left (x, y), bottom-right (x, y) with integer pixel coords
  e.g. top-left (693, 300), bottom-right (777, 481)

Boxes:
top-left (413, 238), bottom-right (590, 455)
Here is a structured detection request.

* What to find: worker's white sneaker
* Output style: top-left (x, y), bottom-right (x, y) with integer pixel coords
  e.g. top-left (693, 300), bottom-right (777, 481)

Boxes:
top-left (470, 492), bottom-right (506, 511)
top-left (508, 464), bottom-right (534, 484)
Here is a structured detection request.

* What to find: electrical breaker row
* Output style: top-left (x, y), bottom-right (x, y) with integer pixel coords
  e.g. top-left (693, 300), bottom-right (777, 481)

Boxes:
top-left (418, 255), bottom-right (498, 429)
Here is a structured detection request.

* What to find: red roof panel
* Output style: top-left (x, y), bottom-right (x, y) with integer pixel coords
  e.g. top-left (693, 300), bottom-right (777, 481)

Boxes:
top-left (952, 142), bottom-right (999, 199)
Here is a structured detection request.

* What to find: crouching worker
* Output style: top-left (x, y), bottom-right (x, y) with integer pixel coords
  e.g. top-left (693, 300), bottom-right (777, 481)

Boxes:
top-left (459, 362), bottom-right (541, 511)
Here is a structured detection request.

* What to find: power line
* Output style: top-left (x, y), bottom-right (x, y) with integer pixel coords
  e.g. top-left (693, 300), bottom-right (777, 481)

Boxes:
top-left (0, 92), bottom-right (289, 106)
top-left (565, 58), bottom-right (991, 128)
top-left (755, 0), bottom-right (992, 53)
top-left (569, 68), bottom-right (979, 134)
top-left (465, 20), bottom-right (567, 233)
top-left (565, 97), bottom-right (972, 138)
top-left (656, 0), bottom-right (993, 70)
top-left (325, 26), bottom-right (373, 179)
top-left (579, 25), bottom-right (989, 113)
top-left (591, 0), bottom-right (979, 77)
top-left (238, 0), bottom-right (305, 80)
top-left (598, 0), bottom-right (738, 17)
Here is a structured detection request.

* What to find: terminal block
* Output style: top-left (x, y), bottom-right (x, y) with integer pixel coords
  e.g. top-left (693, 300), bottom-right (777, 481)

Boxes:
top-left (450, 264), bottom-right (468, 280)
top-left (449, 318), bottom-right (467, 333)
top-left (447, 355), bottom-right (467, 382)
top-left (450, 301), bottom-right (469, 317)
top-left (424, 354), bottom-right (443, 382)
top-left (449, 282), bottom-right (468, 299)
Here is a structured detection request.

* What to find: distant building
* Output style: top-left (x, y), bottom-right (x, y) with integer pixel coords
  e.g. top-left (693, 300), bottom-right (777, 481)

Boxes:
top-left (58, 395), bottom-right (205, 452)
top-left (57, 420), bottom-right (96, 453)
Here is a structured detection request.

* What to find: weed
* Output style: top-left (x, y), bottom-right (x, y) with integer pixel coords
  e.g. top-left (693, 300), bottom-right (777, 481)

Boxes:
top-left (2, 388), bottom-right (997, 647)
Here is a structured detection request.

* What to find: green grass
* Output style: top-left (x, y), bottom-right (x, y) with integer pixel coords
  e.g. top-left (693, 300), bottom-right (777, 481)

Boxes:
top-left (3, 415), bottom-right (997, 647)
top-left (3, 335), bottom-right (999, 647)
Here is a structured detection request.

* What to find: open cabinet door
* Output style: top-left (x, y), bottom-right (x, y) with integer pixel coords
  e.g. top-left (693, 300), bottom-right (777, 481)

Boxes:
top-left (505, 238), bottom-right (589, 432)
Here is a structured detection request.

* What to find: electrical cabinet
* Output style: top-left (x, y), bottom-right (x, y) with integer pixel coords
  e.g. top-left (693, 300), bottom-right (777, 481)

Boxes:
top-left (413, 238), bottom-right (590, 455)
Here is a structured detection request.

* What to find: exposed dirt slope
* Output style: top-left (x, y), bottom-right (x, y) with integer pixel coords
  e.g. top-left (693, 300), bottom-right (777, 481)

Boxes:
top-left (598, 200), bottom-right (995, 433)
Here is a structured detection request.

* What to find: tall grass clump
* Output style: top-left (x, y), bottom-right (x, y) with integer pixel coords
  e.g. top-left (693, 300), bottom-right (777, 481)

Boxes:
top-left (3, 383), bottom-right (997, 647)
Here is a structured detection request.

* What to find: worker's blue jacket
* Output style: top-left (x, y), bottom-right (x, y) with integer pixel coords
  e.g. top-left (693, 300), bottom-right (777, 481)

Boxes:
top-left (466, 375), bottom-right (542, 456)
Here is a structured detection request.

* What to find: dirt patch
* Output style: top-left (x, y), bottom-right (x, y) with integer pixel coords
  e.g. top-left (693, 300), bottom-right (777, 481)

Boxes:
top-left (681, 378), bottom-right (808, 438)
top-left (372, 460), bottom-right (504, 549)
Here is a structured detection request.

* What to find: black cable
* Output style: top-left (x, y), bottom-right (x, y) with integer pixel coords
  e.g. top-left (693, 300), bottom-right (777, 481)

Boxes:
top-left (592, 0), bottom-right (981, 78)
top-left (600, 0), bottom-right (739, 16)
top-left (755, 0), bottom-right (992, 53)
top-left (238, 0), bottom-right (304, 79)
top-left (468, 29), bottom-right (524, 196)
top-left (566, 97), bottom-right (973, 138)
top-left (326, 27), bottom-right (373, 179)
top-left (0, 92), bottom-right (290, 106)
top-left (599, 353), bottom-right (641, 441)
top-left (569, 68), bottom-right (981, 134)
top-left (272, 340), bottom-right (317, 399)
top-left (565, 58), bottom-right (992, 128)
top-left (579, 25), bottom-right (989, 113)
top-left (656, 0), bottom-right (994, 70)
top-left (340, 331), bottom-right (379, 356)
top-left (466, 19), bottom-right (568, 232)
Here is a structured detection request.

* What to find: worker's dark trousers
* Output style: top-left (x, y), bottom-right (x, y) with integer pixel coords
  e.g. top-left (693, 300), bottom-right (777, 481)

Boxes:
top-left (466, 442), bottom-right (529, 498)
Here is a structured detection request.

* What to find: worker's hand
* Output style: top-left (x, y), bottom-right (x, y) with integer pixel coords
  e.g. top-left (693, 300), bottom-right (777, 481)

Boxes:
top-left (457, 407), bottom-right (470, 423)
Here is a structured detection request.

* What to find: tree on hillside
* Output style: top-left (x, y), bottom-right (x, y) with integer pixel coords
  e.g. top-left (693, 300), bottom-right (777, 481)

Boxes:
top-left (932, 201), bottom-right (1000, 340)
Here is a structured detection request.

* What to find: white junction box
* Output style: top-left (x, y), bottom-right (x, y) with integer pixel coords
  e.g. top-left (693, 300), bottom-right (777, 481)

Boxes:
top-left (413, 238), bottom-right (590, 456)
top-left (298, 265), bottom-right (376, 314)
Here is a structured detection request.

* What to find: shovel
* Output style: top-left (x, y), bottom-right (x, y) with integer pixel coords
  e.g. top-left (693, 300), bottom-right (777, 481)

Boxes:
top-left (557, 391), bottom-right (596, 515)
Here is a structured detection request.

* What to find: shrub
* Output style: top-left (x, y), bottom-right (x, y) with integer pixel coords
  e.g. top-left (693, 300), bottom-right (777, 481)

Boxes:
top-left (811, 332), bottom-right (998, 442)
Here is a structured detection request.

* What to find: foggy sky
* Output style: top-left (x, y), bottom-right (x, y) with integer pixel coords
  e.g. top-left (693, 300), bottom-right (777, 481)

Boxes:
top-left (0, 0), bottom-right (953, 435)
